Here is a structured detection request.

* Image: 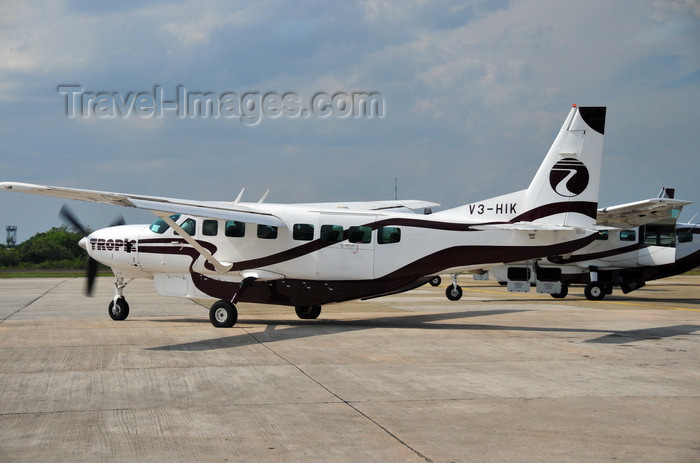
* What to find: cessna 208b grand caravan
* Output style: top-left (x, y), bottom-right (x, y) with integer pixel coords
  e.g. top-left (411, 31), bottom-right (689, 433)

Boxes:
top-left (2, 105), bottom-right (607, 327)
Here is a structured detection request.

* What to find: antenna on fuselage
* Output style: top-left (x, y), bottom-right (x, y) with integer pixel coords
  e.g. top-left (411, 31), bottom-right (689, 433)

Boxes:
top-left (258, 190), bottom-right (269, 203)
top-left (234, 188), bottom-right (245, 204)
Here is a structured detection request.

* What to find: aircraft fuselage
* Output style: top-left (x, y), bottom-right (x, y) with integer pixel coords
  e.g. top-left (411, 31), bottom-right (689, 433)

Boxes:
top-left (84, 207), bottom-right (597, 306)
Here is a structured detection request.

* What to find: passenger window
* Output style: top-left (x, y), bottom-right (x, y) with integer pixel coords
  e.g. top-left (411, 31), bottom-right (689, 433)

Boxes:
top-left (321, 225), bottom-right (344, 242)
top-left (225, 221), bottom-right (245, 238)
top-left (203, 220), bottom-right (218, 236)
top-left (176, 218), bottom-right (196, 236)
top-left (149, 214), bottom-right (181, 234)
top-left (293, 223), bottom-right (314, 241)
top-left (257, 224), bottom-right (278, 239)
top-left (619, 230), bottom-right (636, 242)
top-left (596, 230), bottom-right (608, 240)
top-left (348, 226), bottom-right (372, 244)
top-left (378, 227), bottom-right (401, 244)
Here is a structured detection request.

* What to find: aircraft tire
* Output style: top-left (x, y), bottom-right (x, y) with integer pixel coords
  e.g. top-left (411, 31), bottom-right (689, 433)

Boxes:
top-left (108, 297), bottom-right (130, 321)
top-left (295, 305), bottom-right (322, 319)
top-left (210, 300), bottom-right (238, 328)
top-left (584, 282), bottom-right (606, 301)
top-left (550, 284), bottom-right (568, 299)
top-left (445, 285), bottom-right (463, 301)
top-left (429, 276), bottom-right (441, 287)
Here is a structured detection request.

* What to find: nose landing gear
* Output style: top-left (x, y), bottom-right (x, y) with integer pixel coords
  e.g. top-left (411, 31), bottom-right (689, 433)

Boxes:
top-left (108, 277), bottom-right (130, 321)
top-left (445, 273), bottom-right (463, 301)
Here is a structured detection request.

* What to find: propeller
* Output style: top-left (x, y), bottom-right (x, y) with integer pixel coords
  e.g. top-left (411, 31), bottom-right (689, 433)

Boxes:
top-left (59, 205), bottom-right (125, 296)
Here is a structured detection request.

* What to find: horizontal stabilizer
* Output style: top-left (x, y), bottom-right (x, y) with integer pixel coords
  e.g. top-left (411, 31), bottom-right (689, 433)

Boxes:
top-left (597, 197), bottom-right (691, 228)
top-left (471, 222), bottom-right (591, 232)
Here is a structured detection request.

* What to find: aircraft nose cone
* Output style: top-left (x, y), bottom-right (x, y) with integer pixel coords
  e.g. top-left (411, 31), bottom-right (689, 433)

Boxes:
top-left (78, 237), bottom-right (88, 250)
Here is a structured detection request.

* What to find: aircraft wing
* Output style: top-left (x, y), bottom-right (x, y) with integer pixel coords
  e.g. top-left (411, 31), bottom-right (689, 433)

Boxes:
top-left (298, 199), bottom-right (441, 213)
top-left (596, 198), bottom-right (692, 228)
top-left (0, 182), bottom-right (287, 228)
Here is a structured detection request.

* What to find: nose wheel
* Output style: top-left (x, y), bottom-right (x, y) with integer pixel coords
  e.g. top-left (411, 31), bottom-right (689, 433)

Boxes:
top-left (445, 273), bottom-right (463, 301)
top-left (108, 297), bottom-right (130, 320)
top-left (107, 277), bottom-right (131, 321)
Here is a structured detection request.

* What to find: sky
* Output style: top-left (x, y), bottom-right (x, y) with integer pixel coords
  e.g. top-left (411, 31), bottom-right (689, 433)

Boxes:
top-left (1, 0), bottom-right (699, 243)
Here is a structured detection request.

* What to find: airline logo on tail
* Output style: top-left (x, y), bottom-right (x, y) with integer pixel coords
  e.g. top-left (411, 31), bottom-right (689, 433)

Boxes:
top-left (549, 158), bottom-right (589, 197)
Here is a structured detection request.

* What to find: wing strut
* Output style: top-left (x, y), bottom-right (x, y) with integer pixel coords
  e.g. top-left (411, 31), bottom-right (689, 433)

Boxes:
top-left (157, 212), bottom-right (233, 273)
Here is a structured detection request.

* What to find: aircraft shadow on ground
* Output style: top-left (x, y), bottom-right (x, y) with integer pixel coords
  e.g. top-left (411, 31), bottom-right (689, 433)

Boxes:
top-left (585, 324), bottom-right (700, 344)
top-left (145, 310), bottom-right (698, 351)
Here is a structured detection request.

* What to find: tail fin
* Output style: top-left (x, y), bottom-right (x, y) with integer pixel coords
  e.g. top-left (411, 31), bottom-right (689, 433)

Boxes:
top-left (520, 105), bottom-right (606, 226)
top-left (444, 105), bottom-right (606, 227)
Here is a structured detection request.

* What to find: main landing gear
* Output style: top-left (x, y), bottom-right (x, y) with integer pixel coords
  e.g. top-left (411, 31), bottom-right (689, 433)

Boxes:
top-left (550, 284), bottom-right (569, 299)
top-left (108, 277), bottom-right (130, 321)
top-left (295, 305), bottom-right (322, 319)
top-left (209, 276), bottom-right (255, 328)
top-left (584, 281), bottom-right (606, 301)
top-left (208, 302), bottom-right (324, 328)
top-left (584, 266), bottom-right (607, 301)
top-left (210, 300), bottom-right (238, 328)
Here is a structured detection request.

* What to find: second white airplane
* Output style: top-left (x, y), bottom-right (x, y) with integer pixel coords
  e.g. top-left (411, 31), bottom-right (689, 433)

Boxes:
top-left (2, 105), bottom-right (607, 327)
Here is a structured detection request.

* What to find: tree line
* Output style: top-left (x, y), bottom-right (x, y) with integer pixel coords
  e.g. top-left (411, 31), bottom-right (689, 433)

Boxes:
top-left (0, 226), bottom-right (87, 269)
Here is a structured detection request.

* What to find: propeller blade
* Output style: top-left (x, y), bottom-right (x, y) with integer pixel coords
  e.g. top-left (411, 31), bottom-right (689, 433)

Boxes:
top-left (59, 205), bottom-right (89, 236)
top-left (59, 205), bottom-right (103, 296)
top-left (86, 257), bottom-right (98, 296)
top-left (110, 215), bottom-right (126, 227)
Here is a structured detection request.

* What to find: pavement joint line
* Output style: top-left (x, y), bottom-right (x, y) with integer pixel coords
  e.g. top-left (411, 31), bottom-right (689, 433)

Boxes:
top-left (239, 325), bottom-right (435, 463)
top-left (0, 279), bottom-right (68, 324)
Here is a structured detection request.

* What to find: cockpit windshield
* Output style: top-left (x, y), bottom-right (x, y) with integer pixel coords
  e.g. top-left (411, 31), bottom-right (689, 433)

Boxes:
top-left (149, 214), bottom-right (181, 234)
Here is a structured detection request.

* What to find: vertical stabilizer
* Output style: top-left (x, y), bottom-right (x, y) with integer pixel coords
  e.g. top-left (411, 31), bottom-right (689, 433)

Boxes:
top-left (442, 105), bottom-right (606, 227)
top-left (519, 105), bottom-right (606, 226)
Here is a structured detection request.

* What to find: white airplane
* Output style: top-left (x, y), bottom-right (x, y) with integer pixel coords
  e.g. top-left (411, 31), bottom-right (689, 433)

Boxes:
top-left (1, 105), bottom-right (607, 327)
top-left (485, 187), bottom-right (699, 300)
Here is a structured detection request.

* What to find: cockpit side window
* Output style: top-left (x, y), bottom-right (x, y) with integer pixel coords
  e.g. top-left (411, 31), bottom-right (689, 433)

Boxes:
top-left (678, 230), bottom-right (694, 243)
top-left (149, 214), bottom-right (181, 234)
top-left (643, 224), bottom-right (676, 247)
top-left (378, 227), bottom-right (401, 244)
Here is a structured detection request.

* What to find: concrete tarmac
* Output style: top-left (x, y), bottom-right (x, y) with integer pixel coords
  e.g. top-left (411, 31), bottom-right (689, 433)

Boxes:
top-left (0, 275), bottom-right (698, 462)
